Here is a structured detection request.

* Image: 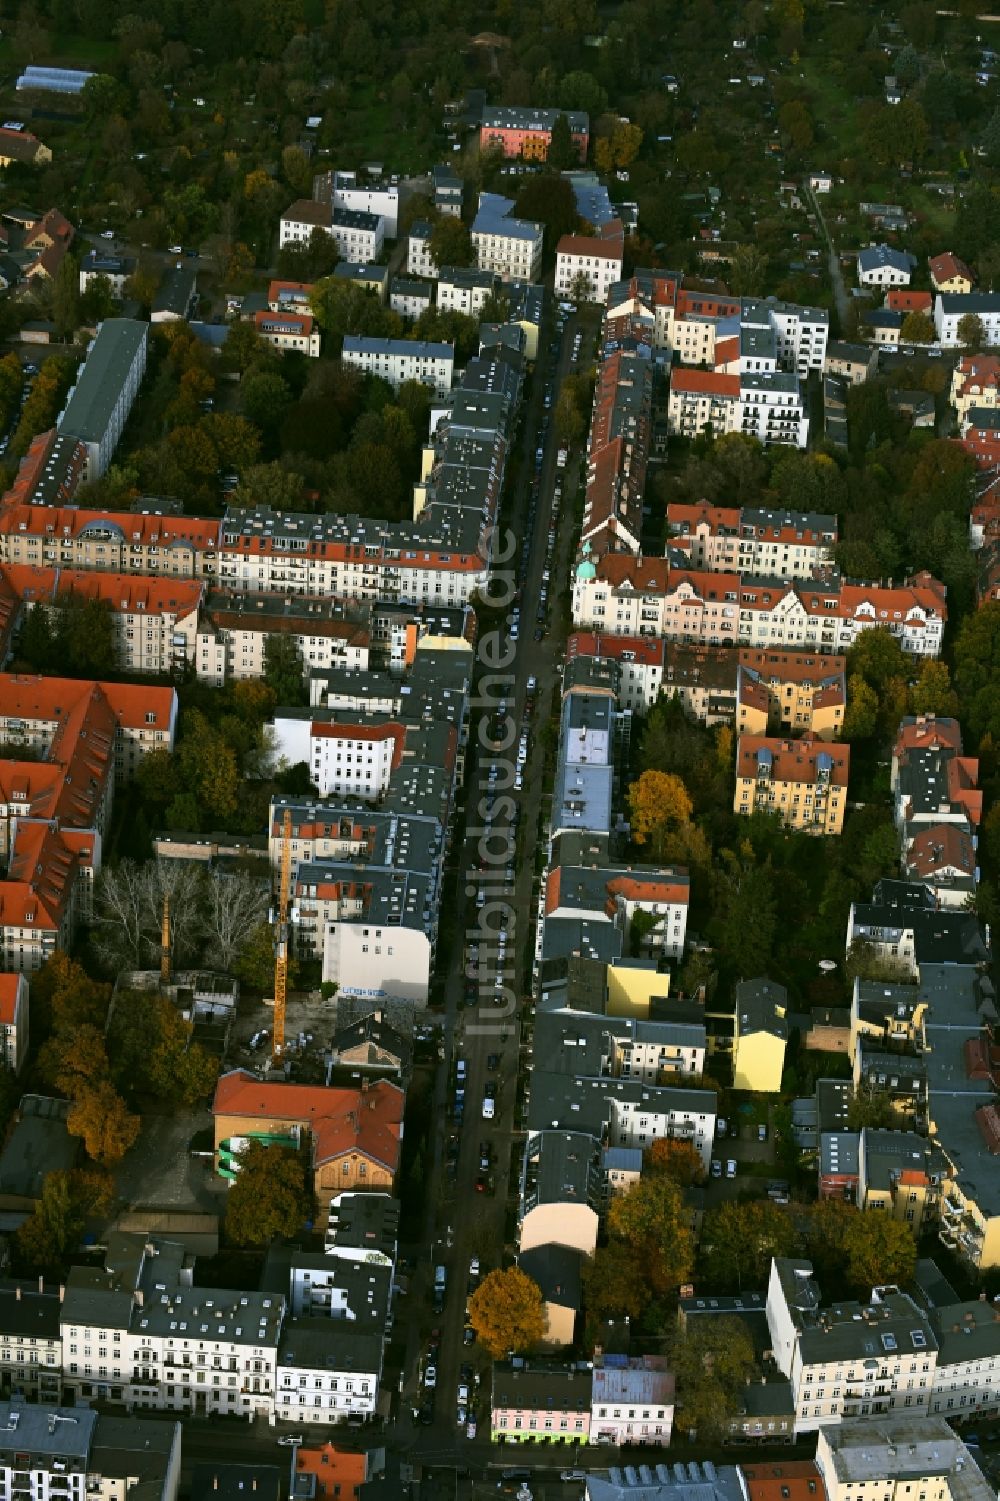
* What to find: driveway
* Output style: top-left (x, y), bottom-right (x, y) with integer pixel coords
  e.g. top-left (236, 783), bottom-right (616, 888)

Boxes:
top-left (803, 183), bottom-right (850, 329)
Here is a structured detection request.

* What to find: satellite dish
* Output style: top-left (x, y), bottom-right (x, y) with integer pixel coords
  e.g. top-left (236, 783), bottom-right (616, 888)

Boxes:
top-left (818, 959), bottom-right (837, 973)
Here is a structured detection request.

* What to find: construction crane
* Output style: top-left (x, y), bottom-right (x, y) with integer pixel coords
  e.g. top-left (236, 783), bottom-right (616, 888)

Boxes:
top-left (160, 894), bottom-right (171, 986)
top-left (272, 808), bottom-right (293, 1060)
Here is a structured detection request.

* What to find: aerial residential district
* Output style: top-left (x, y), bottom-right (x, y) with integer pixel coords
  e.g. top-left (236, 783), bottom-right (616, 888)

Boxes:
top-left (4, 3), bottom-right (1000, 1501)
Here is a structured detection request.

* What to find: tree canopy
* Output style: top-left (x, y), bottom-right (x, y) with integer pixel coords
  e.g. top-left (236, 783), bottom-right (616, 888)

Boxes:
top-left (468, 1267), bottom-right (547, 1357)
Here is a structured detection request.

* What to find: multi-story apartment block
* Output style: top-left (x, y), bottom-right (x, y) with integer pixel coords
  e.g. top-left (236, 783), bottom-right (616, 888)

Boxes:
top-left (390, 277), bottom-right (433, 320)
top-left (432, 163), bottom-right (463, 218)
top-left (490, 1361), bottom-right (592, 1444)
top-left (56, 319), bottom-right (147, 482)
top-left (0, 1282), bottom-right (63, 1403)
top-left (736, 649), bottom-right (846, 739)
top-left (479, 106), bottom-right (589, 162)
top-left (279, 200), bottom-right (384, 263)
top-left (544, 863), bottom-right (690, 962)
top-left (267, 279), bottom-right (314, 313)
top-left (590, 1355), bottom-right (674, 1447)
top-left (4, 565), bottom-right (202, 676)
top-left (314, 170), bottom-right (400, 238)
top-left (0, 974), bottom-right (28, 1074)
top-left (816, 1418), bottom-right (992, 1501)
top-left (734, 736), bottom-right (850, 835)
top-left (0, 503), bottom-right (221, 579)
top-left (555, 221), bottom-right (624, 304)
top-left (856, 1128), bottom-right (938, 1230)
top-left (935, 292), bottom-right (1000, 348)
top-left (182, 592), bottom-right (370, 687)
top-left (739, 372), bottom-right (810, 447)
top-left (667, 369), bottom-right (741, 439)
top-left (341, 336), bottom-right (454, 398)
top-left (927, 1297), bottom-right (1000, 1421)
top-left (79, 248), bottom-right (134, 299)
top-left (0, 1401), bottom-right (180, 1501)
top-left (579, 349), bottom-right (653, 561)
top-left (667, 503), bottom-right (837, 579)
top-left (406, 220), bottom-right (438, 279)
top-left (471, 193), bottom-right (543, 282)
top-left (566, 633), bottom-right (738, 721)
top-left (949, 354), bottom-right (1000, 427)
top-left (766, 1258), bottom-right (938, 1434)
top-left (572, 557), bottom-right (947, 658)
top-left (0, 675), bottom-right (176, 970)
top-left (733, 978), bottom-right (788, 1093)
top-left (435, 266), bottom-right (498, 317)
top-left (253, 309), bottom-right (321, 357)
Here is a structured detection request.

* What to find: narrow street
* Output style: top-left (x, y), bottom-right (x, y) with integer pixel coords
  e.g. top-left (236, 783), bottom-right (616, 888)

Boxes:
top-left (803, 183), bottom-right (850, 330)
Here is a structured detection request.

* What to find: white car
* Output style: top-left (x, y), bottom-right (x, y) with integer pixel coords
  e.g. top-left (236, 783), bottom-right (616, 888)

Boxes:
top-left (458, 1382), bottom-right (471, 1404)
top-left (277, 1434), bottom-right (303, 1447)
top-left (168, 244), bottom-right (183, 254)
top-left (469, 1257), bottom-right (480, 1277)
top-left (100, 229), bottom-right (115, 240)
top-left (467, 1415), bottom-right (478, 1439)
top-left (726, 1159), bottom-right (737, 1179)
top-left (482, 1096), bottom-right (495, 1120)
top-left (424, 1364), bottom-right (437, 1389)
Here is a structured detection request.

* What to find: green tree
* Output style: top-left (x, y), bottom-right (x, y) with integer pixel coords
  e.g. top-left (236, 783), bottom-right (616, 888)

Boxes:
top-left (226, 1141), bottom-right (312, 1246)
top-left (554, 388), bottom-right (585, 444)
top-left (954, 602), bottom-right (1000, 744)
top-left (56, 597), bottom-right (119, 677)
top-left (51, 253), bottom-right (81, 338)
top-left (16, 1172), bottom-right (81, 1272)
top-left (468, 1267), bottom-right (547, 1357)
top-left (240, 368), bottom-right (292, 437)
top-left (582, 1245), bottom-right (648, 1325)
top-left (700, 1198), bottom-right (798, 1291)
top-left (777, 99), bottom-right (814, 151)
top-left (729, 245), bottom-right (769, 297)
top-left (842, 674), bottom-right (879, 741)
top-left (909, 658), bottom-right (958, 717)
top-left (264, 634), bottom-right (306, 705)
top-left (607, 1175), bottom-right (694, 1293)
top-left (547, 111), bottom-right (578, 171)
top-left (958, 312), bottom-right (986, 352)
top-left (842, 1210), bottom-right (917, 1292)
top-left (234, 919), bottom-right (300, 993)
top-left (670, 1316), bottom-right (757, 1441)
top-left (428, 217), bottom-right (473, 270)
top-left (846, 1088), bottom-right (898, 1130)
top-left (515, 174), bottom-right (579, 247)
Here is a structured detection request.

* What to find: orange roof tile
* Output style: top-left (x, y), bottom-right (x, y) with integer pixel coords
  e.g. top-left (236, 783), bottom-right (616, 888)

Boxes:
top-left (736, 734), bottom-right (850, 786)
top-left (212, 1070), bottom-right (403, 1172)
top-left (294, 1444), bottom-right (366, 1501)
top-left (0, 975), bottom-right (22, 1027)
top-left (670, 369), bottom-right (740, 397)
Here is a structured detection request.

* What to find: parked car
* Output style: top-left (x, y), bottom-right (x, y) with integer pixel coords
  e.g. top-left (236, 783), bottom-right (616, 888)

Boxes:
top-left (711, 1158), bottom-right (722, 1178)
top-left (726, 1159), bottom-right (737, 1179)
top-left (463, 1325), bottom-right (476, 1344)
top-left (424, 1364), bottom-right (437, 1389)
top-left (467, 1415), bottom-right (478, 1439)
top-left (758, 1123), bottom-right (768, 1142)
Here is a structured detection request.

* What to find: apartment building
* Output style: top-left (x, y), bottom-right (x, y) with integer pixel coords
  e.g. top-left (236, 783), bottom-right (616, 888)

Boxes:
top-left (316, 170), bottom-right (400, 238)
top-left (928, 1297), bottom-right (1000, 1421)
top-left (78, 248), bottom-right (134, 299)
top-left (935, 292), bottom-right (1000, 348)
top-left (949, 354), bottom-right (1000, 427)
top-left (183, 592), bottom-right (370, 687)
top-left (0, 973), bottom-right (29, 1074)
top-left (857, 1128), bottom-right (938, 1230)
top-left (825, 340), bottom-right (877, 385)
top-left (267, 279), bottom-right (314, 313)
top-left (733, 978), bottom-right (788, 1093)
top-left (479, 106), bottom-right (589, 162)
top-left (0, 504), bottom-right (221, 579)
top-left (278, 201), bottom-right (384, 263)
top-left (667, 503), bottom-right (837, 579)
top-left (519, 1131), bottom-right (603, 1259)
top-left (0, 675), bottom-right (176, 970)
top-left (390, 277), bottom-right (433, 320)
top-left (0, 429), bottom-right (86, 510)
top-left (471, 193), bottom-right (544, 282)
top-left (572, 558), bottom-right (946, 658)
top-left (4, 565), bottom-right (203, 676)
top-left (0, 1282), bottom-right (63, 1404)
top-left (341, 336), bottom-right (454, 398)
top-left (667, 369), bottom-right (741, 439)
top-left (432, 163), bottom-right (463, 218)
top-left (555, 220), bottom-right (625, 304)
top-left (736, 649), bottom-right (846, 739)
top-left (766, 1258), bottom-right (938, 1433)
top-left (544, 864), bottom-right (690, 962)
top-left (0, 1402), bottom-right (180, 1501)
top-left (491, 1361), bottom-right (592, 1444)
top-left (253, 309), bottom-right (321, 358)
top-left (406, 220), bottom-right (437, 279)
top-left (815, 1418), bottom-right (991, 1501)
top-left (740, 372), bottom-right (810, 447)
top-left (590, 1356), bottom-right (674, 1447)
top-left (734, 736), bottom-right (850, 835)
top-left (56, 319), bottom-right (148, 482)
top-left (436, 266), bottom-right (498, 317)
top-left (528, 1062), bottom-right (717, 1171)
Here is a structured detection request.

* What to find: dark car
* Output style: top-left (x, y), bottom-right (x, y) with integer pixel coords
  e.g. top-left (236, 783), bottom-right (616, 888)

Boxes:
top-left (475, 1173), bottom-right (487, 1193)
top-left (463, 1325), bottom-right (476, 1345)
top-left (487, 1052), bottom-right (500, 1071)
top-left (419, 1401), bottom-right (435, 1425)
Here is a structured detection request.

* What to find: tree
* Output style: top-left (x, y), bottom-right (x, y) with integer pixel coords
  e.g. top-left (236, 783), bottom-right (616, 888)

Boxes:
top-left (627, 770), bottom-right (694, 858)
top-left (842, 1210), bottom-right (917, 1292)
top-left (958, 312), bottom-right (986, 352)
top-left (225, 1140), bottom-right (312, 1246)
top-left (954, 602), bottom-right (1000, 744)
top-left (645, 1137), bottom-right (705, 1186)
top-left (607, 1175), bottom-right (694, 1293)
top-left (233, 919), bottom-right (300, 993)
top-left (16, 1172), bottom-right (81, 1273)
top-left (468, 1267), bottom-right (547, 1357)
top-left (240, 369), bottom-right (291, 437)
top-left (900, 310), bottom-right (935, 343)
top-left (30, 952), bottom-right (109, 1037)
top-left (554, 388), bottom-right (585, 444)
top-left (594, 120), bottom-right (643, 172)
top-left (700, 1199), bottom-right (798, 1291)
top-left (670, 1316), bottom-right (757, 1441)
top-left (92, 859), bottom-right (205, 973)
top-left (729, 245), bottom-right (769, 297)
top-left (51, 253), bottom-right (81, 337)
top-left (777, 100), bottom-right (814, 152)
top-left (67, 1082), bottom-right (140, 1165)
top-left (842, 674), bottom-right (879, 741)
top-left (38, 1023), bottom-right (109, 1097)
top-left (909, 658), bottom-right (958, 717)
top-left (429, 216), bottom-right (473, 270)
top-left (846, 1088), bottom-right (898, 1130)
top-left (582, 1245), bottom-right (648, 1324)
top-left (202, 870), bottom-right (269, 971)
top-left (848, 629), bottom-right (910, 693)
top-left (547, 112), bottom-right (578, 171)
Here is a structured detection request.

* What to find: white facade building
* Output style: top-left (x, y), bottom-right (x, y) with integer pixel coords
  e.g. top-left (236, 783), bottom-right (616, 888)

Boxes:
top-left (341, 336), bottom-right (454, 398)
top-left (934, 293), bottom-right (1000, 348)
top-left (436, 267), bottom-right (498, 317)
top-left (407, 222), bottom-right (438, 279)
top-left (471, 194), bottom-right (543, 282)
top-left (554, 222), bottom-right (625, 305)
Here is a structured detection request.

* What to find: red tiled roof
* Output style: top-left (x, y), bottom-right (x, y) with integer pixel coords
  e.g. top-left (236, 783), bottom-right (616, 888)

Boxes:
top-left (1, 563), bottom-right (203, 618)
top-left (736, 734), bottom-right (850, 786)
top-left (294, 1445), bottom-right (366, 1501)
top-left (0, 674), bottom-right (175, 735)
top-left (213, 1070), bottom-right (404, 1171)
top-left (886, 289), bottom-right (932, 312)
top-left (0, 975), bottom-right (21, 1026)
top-left (742, 1460), bottom-right (825, 1501)
top-left (0, 501), bottom-right (221, 551)
top-left (567, 631), bottom-right (665, 668)
top-left (738, 648), bottom-right (847, 686)
top-left (670, 369), bottom-right (740, 396)
top-left (930, 251), bottom-right (974, 286)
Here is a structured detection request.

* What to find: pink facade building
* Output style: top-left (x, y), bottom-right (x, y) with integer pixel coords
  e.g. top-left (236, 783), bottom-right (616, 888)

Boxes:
top-left (479, 106), bottom-right (589, 162)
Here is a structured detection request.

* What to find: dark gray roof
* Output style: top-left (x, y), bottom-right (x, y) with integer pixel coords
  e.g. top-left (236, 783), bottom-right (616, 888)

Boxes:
top-left (191, 1465), bottom-right (282, 1501)
top-left (277, 1316), bottom-right (383, 1374)
top-left (518, 1244), bottom-right (583, 1311)
top-left (152, 265), bottom-right (196, 317)
top-left (735, 977), bottom-right (788, 1038)
top-left (492, 1358), bottom-right (592, 1412)
top-left (0, 1283), bottom-right (62, 1341)
top-left (57, 318), bottom-right (147, 446)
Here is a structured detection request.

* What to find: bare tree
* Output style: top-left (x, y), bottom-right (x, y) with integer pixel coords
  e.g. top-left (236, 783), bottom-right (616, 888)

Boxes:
top-left (202, 869), bottom-right (270, 970)
top-left (92, 859), bottom-right (205, 973)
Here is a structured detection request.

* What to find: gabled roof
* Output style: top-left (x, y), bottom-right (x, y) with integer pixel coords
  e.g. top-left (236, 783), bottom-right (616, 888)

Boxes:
top-left (212, 1070), bottom-right (404, 1172)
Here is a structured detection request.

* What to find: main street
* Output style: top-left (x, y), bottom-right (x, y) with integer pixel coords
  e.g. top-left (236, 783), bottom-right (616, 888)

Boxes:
top-left (392, 300), bottom-right (593, 1464)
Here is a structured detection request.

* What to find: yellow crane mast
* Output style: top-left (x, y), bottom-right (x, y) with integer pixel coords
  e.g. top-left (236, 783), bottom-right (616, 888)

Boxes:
top-left (273, 808), bottom-right (293, 1060)
top-left (160, 894), bottom-right (171, 986)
